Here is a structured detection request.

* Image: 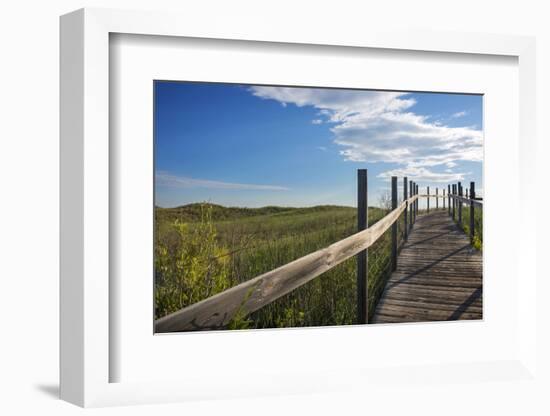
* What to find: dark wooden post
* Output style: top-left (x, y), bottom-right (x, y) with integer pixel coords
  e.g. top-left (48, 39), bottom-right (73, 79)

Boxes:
top-left (458, 182), bottom-right (463, 225)
top-left (470, 181), bottom-right (475, 242)
top-left (448, 184), bottom-right (451, 215)
top-left (409, 181), bottom-right (414, 228)
top-left (452, 184), bottom-right (456, 220)
top-left (357, 169), bottom-right (368, 324)
top-left (436, 187), bottom-right (439, 210)
top-left (427, 186), bottom-right (430, 213)
top-left (391, 177), bottom-right (398, 271)
top-left (404, 177), bottom-right (408, 241)
top-left (415, 184), bottom-right (419, 217)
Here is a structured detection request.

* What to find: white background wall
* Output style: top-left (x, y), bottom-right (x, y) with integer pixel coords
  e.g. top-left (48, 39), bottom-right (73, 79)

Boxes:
top-left (0, 1), bottom-right (548, 415)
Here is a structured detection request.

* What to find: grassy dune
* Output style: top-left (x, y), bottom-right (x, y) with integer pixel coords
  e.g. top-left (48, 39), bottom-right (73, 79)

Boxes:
top-left (154, 203), bottom-right (399, 328)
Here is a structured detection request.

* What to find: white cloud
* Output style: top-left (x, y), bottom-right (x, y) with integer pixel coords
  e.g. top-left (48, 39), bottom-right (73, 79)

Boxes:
top-left (452, 110), bottom-right (468, 118)
top-left (446, 161), bottom-right (458, 168)
top-left (378, 166), bottom-right (467, 183)
top-left (311, 119), bottom-right (323, 125)
top-left (249, 86), bottom-right (482, 183)
top-left (316, 146), bottom-right (327, 151)
top-left (156, 172), bottom-right (289, 191)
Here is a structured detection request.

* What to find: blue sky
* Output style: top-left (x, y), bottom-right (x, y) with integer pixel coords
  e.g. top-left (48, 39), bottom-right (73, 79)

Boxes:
top-left (155, 81), bottom-right (483, 208)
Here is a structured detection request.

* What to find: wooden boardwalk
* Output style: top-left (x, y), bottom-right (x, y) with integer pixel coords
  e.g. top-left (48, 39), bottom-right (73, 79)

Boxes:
top-left (372, 210), bottom-right (482, 324)
top-left (153, 173), bottom-right (484, 332)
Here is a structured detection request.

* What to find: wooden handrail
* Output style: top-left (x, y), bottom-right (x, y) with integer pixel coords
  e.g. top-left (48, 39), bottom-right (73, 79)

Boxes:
top-left (449, 194), bottom-right (483, 206)
top-left (155, 197), bottom-right (412, 332)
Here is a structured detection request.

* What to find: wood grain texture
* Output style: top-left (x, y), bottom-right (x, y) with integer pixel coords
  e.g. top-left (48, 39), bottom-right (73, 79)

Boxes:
top-left (450, 194), bottom-right (483, 206)
top-left (357, 169), bottom-right (368, 324)
top-left (372, 210), bottom-right (482, 324)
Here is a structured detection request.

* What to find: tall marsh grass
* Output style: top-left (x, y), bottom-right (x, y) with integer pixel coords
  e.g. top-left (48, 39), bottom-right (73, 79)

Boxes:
top-left (154, 203), bottom-right (395, 328)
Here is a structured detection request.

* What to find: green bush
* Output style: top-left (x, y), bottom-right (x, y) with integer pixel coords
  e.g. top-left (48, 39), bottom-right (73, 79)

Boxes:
top-left (154, 205), bottom-right (231, 319)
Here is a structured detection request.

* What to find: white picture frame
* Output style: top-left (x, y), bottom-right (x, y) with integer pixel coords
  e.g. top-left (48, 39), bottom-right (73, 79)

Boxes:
top-left (60, 8), bottom-right (537, 408)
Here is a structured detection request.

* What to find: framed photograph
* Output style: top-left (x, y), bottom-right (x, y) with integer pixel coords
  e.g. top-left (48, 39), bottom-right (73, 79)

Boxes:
top-left (60, 8), bottom-right (537, 407)
top-left (152, 81), bottom-right (484, 333)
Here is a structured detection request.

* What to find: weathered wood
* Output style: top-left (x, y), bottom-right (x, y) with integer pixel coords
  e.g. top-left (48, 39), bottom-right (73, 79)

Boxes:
top-left (391, 176), bottom-right (398, 271)
top-left (409, 181), bottom-right (413, 229)
top-left (450, 194), bottom-right (482, 206)
top-left (382, 288), bottom-right (482, 305)
top-left (415, 184), bottom-right (419, 218)
top-left (404, 177), bottom-right (408, 241)
top-left (452, 184), bottom-right (456, 220)
top-left (470, 181), bottom-right (476, 242)
top-left (357, 169), bottom-right (368, 324)
top-left (458, 182), bottom-right (463, 225)
top-left (372, 210), bottom-right (482, 324)
top-left (448, 184), bottom-right (451, 215)
top-left (155, 190), bottom-right (409, 332)
top-left (411, 181), bottom-right (415, 225)
top-left (427, 186), bottom-right (430, 213)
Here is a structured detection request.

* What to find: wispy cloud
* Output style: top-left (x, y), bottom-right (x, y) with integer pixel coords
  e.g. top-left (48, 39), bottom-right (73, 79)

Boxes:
top-left (451, 110), bottom-right (468, 118)
top-left (249, 87), bottom-right (482, 183)
top-left (156, 172), bottom-right (289, 191)
top-left (377, 166), bottom-right (467, 183)
top-left (316, 146), bottom-right (327, 151)
top-left (311, 119), bottom-right (323, 125)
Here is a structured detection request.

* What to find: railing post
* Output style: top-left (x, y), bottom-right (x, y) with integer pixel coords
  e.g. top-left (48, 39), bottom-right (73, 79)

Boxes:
top-left (427, 186), bottom-right (430, 213)
top-left (357, 169), bottom-right (368, 324)
top-left (436, 187), bottom-right (439, 210)
top-left (404, 177), bottom-right (408, 241)
top-left (470, 181), bottom-right (475, 242)
top-left (409, 181), bottom-right (414, 228)
top-left (391, 176), bottom-right (398, 271)
top-left (415, 184), bottom-right (419, 217)
top-left (452, 184), bottom-right (456, 220)
top-left (458, 182), bottom-right (463, 226)
top-left (448, 184), bottom-right (451, 215)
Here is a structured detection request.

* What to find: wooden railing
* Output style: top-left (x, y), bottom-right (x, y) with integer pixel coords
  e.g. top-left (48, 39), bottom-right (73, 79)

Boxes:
top-left (447, 181), bottom-right (483, 242)
top-left (155, 171), bottom-right (420, 332)
top-left (154, 176), bottom-right (484, 332)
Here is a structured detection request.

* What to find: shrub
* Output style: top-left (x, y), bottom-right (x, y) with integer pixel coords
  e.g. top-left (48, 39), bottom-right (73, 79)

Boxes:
top-left (155, 204), bottom-right (231, 319)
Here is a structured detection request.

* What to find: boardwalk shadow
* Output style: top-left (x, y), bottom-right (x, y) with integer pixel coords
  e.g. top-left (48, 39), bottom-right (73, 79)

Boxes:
top-left (448, 287), bottom-right (482, 320)
top-left (387, 244), bottom-right (471, 290)
top-left (403, 230), bottom-right (453, 248)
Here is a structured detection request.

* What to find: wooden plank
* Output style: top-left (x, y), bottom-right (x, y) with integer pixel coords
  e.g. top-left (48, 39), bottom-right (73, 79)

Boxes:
top-left (372, 309), bottom-right (481, 323)
top-left (391, 176), bottom-right (398, 271)
top-left (382, 290), bottom-right (482, 306)
top-left (470, 181), bottom-right (476, 242)
top-left (427, 186), bottom-right (430, 213)
top-left (415, 184), bottom-right (419, 218)
top-left (156, 188), bottom-right (409, 332)
top-left (403, 177), bottom-right (408, 242)
top-left (409, 181), bottom-right (414, 229)
top-left (374, 301), bottom-right (481, 316)
top-left (448, 184), bottom-right (451, 215)
top-left (357, 169), bottom-right (368, 324)
top-left (458, 182), bottom-right (463, 225)
top-left (452, 184), bottom-right (456, 220)
top-left (451, 194), bottom-right (483, 206)
top-left (372, 210), bottom-right (482, 324)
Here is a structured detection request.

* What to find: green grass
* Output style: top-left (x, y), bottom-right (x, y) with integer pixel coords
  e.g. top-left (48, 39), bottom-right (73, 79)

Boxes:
top-left (155, 203), bottom-right (396, 328)
top-left (452, 204), bottom-right (483, 250)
